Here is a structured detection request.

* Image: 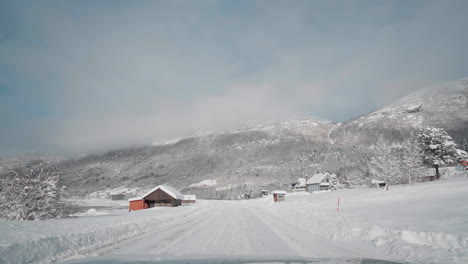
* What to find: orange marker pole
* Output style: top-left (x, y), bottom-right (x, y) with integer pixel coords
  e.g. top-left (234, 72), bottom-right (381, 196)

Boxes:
top-left (337, 197), bottom-right (340, 212)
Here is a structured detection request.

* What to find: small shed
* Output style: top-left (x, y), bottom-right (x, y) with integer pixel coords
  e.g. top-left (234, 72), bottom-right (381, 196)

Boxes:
top-left (416, 175), bottom-right (436, 182)
top-left (306, 173), bottom-right (331, 192)
top-left (182, 195), bottom-right (196, 204)
top-left (128, 185), bottom-right (184, 211)
top-left (415, 168), bottom-right (438, 182)
top-left (272, 190), bottom-right (286, 202)
top-left (110, 193), bottom-right (125, 200)
top-left (371, 179), bottom-right (386, 187)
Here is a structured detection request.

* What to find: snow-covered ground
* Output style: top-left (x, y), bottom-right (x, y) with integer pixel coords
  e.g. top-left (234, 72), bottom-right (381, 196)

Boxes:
top-left (255, 176), bottom-right (468, 264)
top-left (1, 175), bottom-right (467, 264)
top-left (0, 202), bottom-right (206, 264)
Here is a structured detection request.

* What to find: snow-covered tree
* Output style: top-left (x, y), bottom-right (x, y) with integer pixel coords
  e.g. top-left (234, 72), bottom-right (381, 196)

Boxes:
top-left (0, 160), bottom-right (76, 220)
top-left (417, 127), bottom-right (467, 179)
top-left (328, 173), bottom-right (340, 191)
top-left (399, 137), bottom-right (425, 186)
top-left (369, 136), bottom-right (402, 190)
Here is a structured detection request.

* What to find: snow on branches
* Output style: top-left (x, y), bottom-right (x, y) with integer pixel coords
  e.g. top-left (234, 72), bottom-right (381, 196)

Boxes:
top-left (369, 137), bottom-right (404, 188)
top-left (417, 127), bottom-right (467, 179)
top-left (328, 173), bottom-right (341, 191)
top-left (0, 160), bottom-right (75, 220)
top-left (369, 136), bottom-right (424, 189)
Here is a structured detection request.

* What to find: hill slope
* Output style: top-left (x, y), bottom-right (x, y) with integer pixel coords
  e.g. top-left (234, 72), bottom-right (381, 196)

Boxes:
top-left (6, 78), bottom-right (466, 198)
top-left (332, 79), bottom-right (468, 146)
top-left (58, 120), bottom-right (338, 198)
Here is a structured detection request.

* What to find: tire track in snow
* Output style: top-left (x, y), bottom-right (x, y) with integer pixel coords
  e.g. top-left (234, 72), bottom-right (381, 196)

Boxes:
top-left (76, 203), bottom-right (213, 258)
top-left (102, 201), bottom-right (303, 257)
top-left (102, 200), bottom-right (365, 258)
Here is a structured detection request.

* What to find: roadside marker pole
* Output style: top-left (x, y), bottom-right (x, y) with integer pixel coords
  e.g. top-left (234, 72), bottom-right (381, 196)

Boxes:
top-left (337, 197), bottom-right (340, 212)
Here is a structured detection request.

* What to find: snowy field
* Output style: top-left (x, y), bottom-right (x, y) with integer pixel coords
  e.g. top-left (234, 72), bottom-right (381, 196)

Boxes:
top-left (254, 176), bottom-right (468, 264)
top-left (1, 176), bottom-right (467, 264)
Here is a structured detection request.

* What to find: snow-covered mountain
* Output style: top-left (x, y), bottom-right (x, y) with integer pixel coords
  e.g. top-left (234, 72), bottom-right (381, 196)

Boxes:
top-left (4, 78), bottom-right (467, 198)
top-left (57, 119), bottom-right (337, 198)
top-left (332, 79), bottom-right (468, 146)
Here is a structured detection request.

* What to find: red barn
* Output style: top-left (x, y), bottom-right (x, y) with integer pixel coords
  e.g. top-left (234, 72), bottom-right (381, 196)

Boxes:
top-left (128, 185), bottom-right (184, 211)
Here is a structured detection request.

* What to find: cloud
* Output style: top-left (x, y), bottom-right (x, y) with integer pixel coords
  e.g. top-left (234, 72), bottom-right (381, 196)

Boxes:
top-left (1, 0), bottom-right (467, 155)
top-left (54, 82), bottom-right (329, 153)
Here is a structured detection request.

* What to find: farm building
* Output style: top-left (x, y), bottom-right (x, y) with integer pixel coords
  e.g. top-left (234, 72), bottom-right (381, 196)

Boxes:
top-left (182, 195), bottom-right (196, 204)
top-left (306, 173), bottom-right (332, 192)
top-left (110, 193), bottom-right (126, 200)
top-left (128, 185), bottom-right (184, 211)
top-left (272, 190), bottom-right (286, 202)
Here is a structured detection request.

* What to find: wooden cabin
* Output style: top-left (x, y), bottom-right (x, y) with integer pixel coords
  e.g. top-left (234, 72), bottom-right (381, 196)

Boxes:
top-left (128, 185), bottom-right (184, 211)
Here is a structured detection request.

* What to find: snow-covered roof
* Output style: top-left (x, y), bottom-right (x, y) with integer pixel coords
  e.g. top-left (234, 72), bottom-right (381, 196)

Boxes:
top-left (307, 173), bottom-right (330, 184)
top-left (296, 182), bottom-right (306, 188)
top-left (183, 195), bottom-right (196, 200)
top-left (272, 190), bottom-right (287, 194)
top-left (371, 179), bottom-right (386, 184)
top-left (128, 185), bottom-right (184, 201)
top-left (457, 149), bottom-right (468, 157)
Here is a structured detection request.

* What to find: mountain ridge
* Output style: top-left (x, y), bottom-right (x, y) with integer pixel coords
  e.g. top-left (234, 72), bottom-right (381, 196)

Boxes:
top-left (2, 78), bottom-right (467, 198)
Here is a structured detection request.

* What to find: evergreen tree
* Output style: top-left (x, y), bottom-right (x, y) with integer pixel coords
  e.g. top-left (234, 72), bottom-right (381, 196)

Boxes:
top-left (417, 127), bottom-right (467, 179)
top-left (328, 173), bottom-right (341, 190)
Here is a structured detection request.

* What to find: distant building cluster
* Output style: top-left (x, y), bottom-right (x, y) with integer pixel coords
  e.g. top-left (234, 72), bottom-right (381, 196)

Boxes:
top-left (290, 172), bottom-right (336, 192)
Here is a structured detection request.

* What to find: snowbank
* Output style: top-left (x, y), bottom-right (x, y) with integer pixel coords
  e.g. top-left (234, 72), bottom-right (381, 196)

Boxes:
top-left (0, 202), bottom-right (207, 264)
top-left (258, 177), bottom-right (468, 264)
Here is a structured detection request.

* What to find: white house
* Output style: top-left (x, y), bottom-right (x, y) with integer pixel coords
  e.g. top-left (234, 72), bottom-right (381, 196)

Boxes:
top-left (306, 173), bottom-right (331, 192)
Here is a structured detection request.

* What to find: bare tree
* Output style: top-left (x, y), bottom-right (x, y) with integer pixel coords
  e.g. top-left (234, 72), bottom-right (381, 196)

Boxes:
top-left (369, 136), bottom-right (402, 190)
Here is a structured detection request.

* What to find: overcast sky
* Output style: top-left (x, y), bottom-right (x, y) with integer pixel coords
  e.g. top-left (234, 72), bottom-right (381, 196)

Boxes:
top-left (1, 0), bottom-right (467, 157)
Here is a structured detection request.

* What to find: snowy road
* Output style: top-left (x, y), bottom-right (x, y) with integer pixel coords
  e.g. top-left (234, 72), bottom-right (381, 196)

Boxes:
top-left (100, 200), bottom-right (366, 259)
top-left (4, 178), bottom-right (465, 264)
